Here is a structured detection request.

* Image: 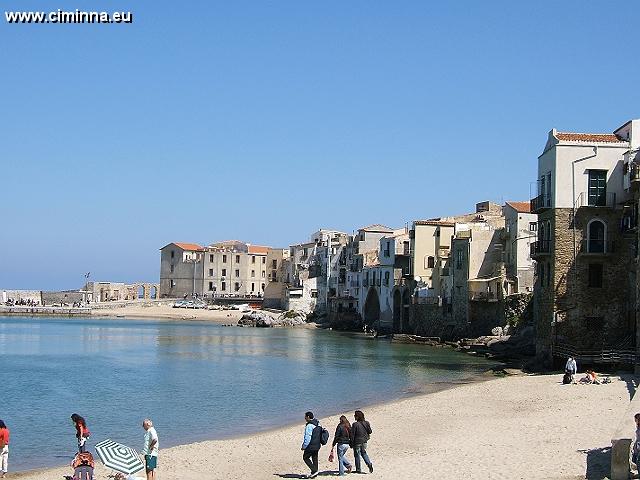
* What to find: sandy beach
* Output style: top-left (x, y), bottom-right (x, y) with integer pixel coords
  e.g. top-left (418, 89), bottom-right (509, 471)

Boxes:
top-left (90, 303), bottom-right (245, 323)
top-left (12, 373), bottom-right (633, 480)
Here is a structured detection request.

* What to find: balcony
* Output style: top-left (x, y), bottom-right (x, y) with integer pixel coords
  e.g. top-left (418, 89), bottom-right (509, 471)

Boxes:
top-left (580, 239), bottom-right (615, 255)
top-left (575, 192), bottom-right (617, 209)
top-left (469, 291), bottom-right (498, 302)
top-left (530, 240), bottom-right (551, 256)
top-left (531, 194), bottom-right (552, 213)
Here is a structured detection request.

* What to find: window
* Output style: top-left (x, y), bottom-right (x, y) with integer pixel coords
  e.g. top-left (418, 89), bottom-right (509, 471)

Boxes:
top-left (262, 257), bottom-right (265, 264)
top-left (587, 220), bottom-right (605, 253)
top-left (252, 256), bottom-right (256, 264)
top-left (261, 283), bottom-right (265, 291)
top-left (221, 268), bottom-right (227, 276)
top-left (170, 279), bottom-right (176, 288)
top-left (540, 262), bottom-right (545, 287)
top-left (456, 249), bottom-right (464, 269)
top-left (384, 271), bottom-right (390, 286)
top-left (546, 262), bottom-right (551, 287)
top-left (588, 263), bottom-right (603, 288)
top-left (171, 250), bottom-right (175, 259)
top-left (221, 282), bottom-right (226, 291)
top-left (251, 270), bottom-right (255, 277)
top-left (262, 271), bottom-right (265, 277)
top-left (209, 254), bottom-right (214, 262)
top-left (235, 269), bottom-right (240, 277)
top-left (222, 255), bottom-right (227, 263)
top-left (272, 259), bottom-right (277, 269)
top-left (529, 222), bottom-right (537, 232)
top-left (234, 282), bottom-right (240, 292)
top-left (588, 170), bottom-right (607, 206)
top-left (251, 283), bottom-right (255, 292)
top-left (427, 256), bottom-right (435, 269)
top-left (311, 290), bottom-right (318, 298)
top-left (235, 255), bottom-right (240, 263)
top-left (208, 282), bottom-right (214, 291)
top-left (170, 264), bottom-right (174, 274)
top-left (209, 269), bottom-right (214, 277)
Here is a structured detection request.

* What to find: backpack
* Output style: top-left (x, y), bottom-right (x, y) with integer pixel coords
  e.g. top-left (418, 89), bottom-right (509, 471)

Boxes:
top-left (320, 427), bottom-right (330, 446)
top-left (562, 372), bottom-right (572, 385)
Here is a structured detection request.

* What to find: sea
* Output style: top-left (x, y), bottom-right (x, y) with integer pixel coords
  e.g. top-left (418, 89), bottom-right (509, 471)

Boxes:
top-left (0, 316), bottom-right (499, 472)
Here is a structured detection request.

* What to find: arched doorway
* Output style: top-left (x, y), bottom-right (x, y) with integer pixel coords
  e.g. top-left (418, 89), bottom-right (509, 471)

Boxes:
top-left (364, 288), bottom-right (380, 328)
top-left (402, 290), bottom-right (411, 333)
top-left (151, 285), bottom-right (158, 299)
top-left (393, 290), bottom-right (402, 333)
top-left (137, 285), bottom-right (144, 299)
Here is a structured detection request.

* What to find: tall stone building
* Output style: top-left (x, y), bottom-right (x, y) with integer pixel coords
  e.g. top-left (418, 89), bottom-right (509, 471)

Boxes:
top-left (159, 242), bottom-right (205, 298)
top-left (532, 122), bottom-right (639, 367)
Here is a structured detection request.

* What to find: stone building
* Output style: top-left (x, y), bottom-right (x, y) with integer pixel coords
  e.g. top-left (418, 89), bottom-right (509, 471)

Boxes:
top-left (503, 201), bottom-right (537, 294)
top-left (159, 242), bottom-right (205, 298)
top-left (532, 122), bottom-right (638, 366)
top-left (202, 241), bottom-right (270, 297)
top-left (263, 248), bottom-right (290, 309)
top-left (283, 230), bottom-right (349, 314)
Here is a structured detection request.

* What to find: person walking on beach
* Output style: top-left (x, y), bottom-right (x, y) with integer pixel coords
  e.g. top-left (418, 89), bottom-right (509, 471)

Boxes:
top-left (301, 411), bottom-right (323, 479)
top-left (0, 420), bottom-right (9, 478)
top-left (351, 410), bottom-right (373, 474)
top-left (71, 414), bottom-right (90, 453)
top-left (331, 415), bottom-right (353, 476)
top-left (565, 356), bottom-right (577, 383)
top-left (141, 419), bottom-right (159, 480)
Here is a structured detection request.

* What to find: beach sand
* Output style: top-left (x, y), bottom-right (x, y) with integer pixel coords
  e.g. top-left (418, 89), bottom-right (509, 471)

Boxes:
top-left (90, 303), bottom-right (245, 323)
top-left (13, 373), bottom-right (632, 480)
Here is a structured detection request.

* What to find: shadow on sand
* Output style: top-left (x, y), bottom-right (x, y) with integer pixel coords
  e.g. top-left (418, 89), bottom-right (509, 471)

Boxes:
top-left (579, 446), bottom-right (611, 480)
top-left (275, 471), bottom-right (334, 479)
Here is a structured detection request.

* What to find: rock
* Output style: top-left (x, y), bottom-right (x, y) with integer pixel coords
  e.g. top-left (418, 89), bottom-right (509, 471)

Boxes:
top-left (491, 327), bottom-right (503, 337)
top-left (238, 310), bottom-right (309, 328)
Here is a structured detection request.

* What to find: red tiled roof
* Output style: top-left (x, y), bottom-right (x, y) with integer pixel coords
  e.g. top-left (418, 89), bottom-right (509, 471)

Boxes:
top-left (555, 132), bottom-right (625, 143)
top-left (172, 242), bottom-right (204, 251)
top-left (248, 245), bottom-right (270, 255)
top-left (505, 201), bottom-right (531, 213)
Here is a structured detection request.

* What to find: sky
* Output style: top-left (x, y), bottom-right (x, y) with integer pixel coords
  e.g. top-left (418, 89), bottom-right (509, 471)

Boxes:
top-left (2, 1), bottom-right (640, 290)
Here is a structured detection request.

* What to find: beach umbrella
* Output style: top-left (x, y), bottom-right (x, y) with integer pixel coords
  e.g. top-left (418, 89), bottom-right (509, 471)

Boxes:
top-left (94, 438), bottom-right (145, 475)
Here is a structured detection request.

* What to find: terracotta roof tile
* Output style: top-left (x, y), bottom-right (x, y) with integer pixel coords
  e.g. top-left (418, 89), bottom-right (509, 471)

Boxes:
top-left (555, 132), bottom-right (625, 143)
top-left (172, 242), bottom-right (204, 251)
top-left (248, 245), bottom-right (270, 255)
top-left (414, 220), bottom-right (455, 227)
top-left (505, 201), bottom-right (532, 213)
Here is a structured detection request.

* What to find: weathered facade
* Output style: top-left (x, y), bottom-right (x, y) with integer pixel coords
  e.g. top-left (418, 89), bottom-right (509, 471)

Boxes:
top-left (532, 122), bottom-right (638, 366)
top-left (159, 242), bottom-right (205, 298)
top-left (503, 201), bottom-right (537, 293)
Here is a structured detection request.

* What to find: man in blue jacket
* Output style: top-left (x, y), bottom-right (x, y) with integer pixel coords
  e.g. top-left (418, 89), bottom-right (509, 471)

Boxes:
top-left (301, 411), bottom-right (321, 478)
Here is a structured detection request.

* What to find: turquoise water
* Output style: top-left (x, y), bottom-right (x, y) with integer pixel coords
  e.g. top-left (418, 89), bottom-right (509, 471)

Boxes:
top-left (0, 316), bottom-right (498, 472)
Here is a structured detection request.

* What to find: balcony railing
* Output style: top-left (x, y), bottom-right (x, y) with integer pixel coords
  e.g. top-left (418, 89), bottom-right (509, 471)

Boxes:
top-left (531, 194), bottom-right (552, 212)
top-left (580, 239), bottom-right (615, 255)
top-left (530, 240), bottom-right (551, 256)
top-left (469, 291), bottom-right (498, 302)
top-left (575, 191), bottom-right (617, 209)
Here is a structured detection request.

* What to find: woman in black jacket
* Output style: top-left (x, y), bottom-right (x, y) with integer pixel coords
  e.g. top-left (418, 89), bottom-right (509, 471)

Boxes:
top-left (350, 410), bottom-right (373, 473)
top-left (331, 415), bottom-right (353, 476)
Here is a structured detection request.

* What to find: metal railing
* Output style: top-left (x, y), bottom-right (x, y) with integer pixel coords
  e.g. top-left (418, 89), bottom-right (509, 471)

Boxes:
top-left (531, 194), bottom-right (552, 212)
top-left (554, 343), bottom-right (635, 364)
top-left (530, 240), bottom-right (551, 255)
top-left (575, 191), bottom-right (617, 208)
top-left (580, 239), bottom-right (615, 254)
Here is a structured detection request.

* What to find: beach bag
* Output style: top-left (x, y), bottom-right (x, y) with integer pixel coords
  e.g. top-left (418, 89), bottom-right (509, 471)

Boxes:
top-left (562, 372), bottom-right (572, 384)
top-left (320, 427), bottom-right (330, 446)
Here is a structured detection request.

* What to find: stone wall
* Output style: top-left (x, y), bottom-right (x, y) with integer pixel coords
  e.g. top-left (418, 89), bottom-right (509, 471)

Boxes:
top-left (1, 290), bottom-right (41, 303)
top-left (42, 290), bottom-right (84, 305)
top-left (535, 207), bottom-right (636, 365)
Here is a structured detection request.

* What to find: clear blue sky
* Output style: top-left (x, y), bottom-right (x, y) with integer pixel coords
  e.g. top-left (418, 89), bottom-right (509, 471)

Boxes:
top-left (2, 1), bottom-right (639, 290)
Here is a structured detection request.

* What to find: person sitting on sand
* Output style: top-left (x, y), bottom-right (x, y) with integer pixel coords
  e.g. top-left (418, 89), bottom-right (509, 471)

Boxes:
top-left (579, 370), bottom-right (599, 384)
